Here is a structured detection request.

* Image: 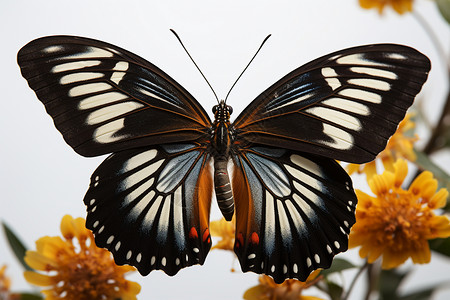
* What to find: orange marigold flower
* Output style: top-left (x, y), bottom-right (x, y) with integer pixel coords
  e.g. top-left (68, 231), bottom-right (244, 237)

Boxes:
top-left (23, 215), bottom-right (141, 300)
top-left (243, 270), bottom-right (324, 300)
top-left (359, 0), bottom-right (413, 14)
top-left (0, 265), bottom-right (19, 300)
top-left (210, 217), bottom-right (235, 251)
top-left (349, 160), bottom-right (450, 269)
top-left (347, 113), bottom-right (418, 179)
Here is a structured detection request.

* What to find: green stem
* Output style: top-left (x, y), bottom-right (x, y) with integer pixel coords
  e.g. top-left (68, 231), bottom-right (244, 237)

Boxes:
top-left (342, 261), bottom-right (369, 300)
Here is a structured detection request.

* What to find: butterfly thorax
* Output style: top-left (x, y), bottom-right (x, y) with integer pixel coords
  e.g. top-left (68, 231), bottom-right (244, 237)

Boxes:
top-left (211, 100), bottom-right (234, 221)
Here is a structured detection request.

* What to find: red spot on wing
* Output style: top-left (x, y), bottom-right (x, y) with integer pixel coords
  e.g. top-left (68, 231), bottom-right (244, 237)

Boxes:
top-left (203, 228), bottom-right (210, 242)
top-left (250, 232), bottom-right (259, 245)
top-left (189, 227), bottom-right (198, 239)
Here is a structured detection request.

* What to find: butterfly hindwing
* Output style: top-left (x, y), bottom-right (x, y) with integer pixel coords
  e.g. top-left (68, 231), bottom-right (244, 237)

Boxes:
top-left (233, 44), bottom-right (430, 163)
top-left (232, 146), bottom-right (356, 283)
top-left (17, 36), bottom-right (211, 157)
top-left (83, 143), bottom-right (213, 276)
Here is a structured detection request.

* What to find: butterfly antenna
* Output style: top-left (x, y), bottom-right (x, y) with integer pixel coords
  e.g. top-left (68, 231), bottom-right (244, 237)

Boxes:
top-left (170, 29), bottom-right (220, 104)
top-left (224, 34), bottom-right (271, 103)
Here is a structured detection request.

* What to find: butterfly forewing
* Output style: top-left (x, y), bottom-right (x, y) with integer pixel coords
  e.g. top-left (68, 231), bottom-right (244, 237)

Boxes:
top-left (17, 36), bottom-right (211, 157)
top-left (233, 44), bottom-right (430, 163)
top-left (232, 146), bottom-right (356, 283)
top-left (83, 143), bottom-right (213, 276)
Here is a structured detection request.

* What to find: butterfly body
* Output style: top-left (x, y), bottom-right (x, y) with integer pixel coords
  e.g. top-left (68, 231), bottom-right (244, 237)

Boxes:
top-left (211, 100), bottom-right (235, 221)
top-left (18, 36), bottom-right (431, 283)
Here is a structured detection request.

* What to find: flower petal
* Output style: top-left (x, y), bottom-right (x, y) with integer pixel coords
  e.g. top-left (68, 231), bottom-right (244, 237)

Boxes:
top-left (24, 250), bottom-right (58, 271)
top-left (24, 271), bottom-right (56, 286)
top-left (429, 188), bottom-right (449, 209)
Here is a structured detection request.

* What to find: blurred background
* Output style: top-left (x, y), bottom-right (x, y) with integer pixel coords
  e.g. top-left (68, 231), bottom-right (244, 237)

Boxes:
top-left (1, 0), bottom-right (449, 299)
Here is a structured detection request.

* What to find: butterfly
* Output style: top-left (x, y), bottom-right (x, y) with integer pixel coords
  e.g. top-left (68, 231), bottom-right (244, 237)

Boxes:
top-left (17, 35), bottom-right (430, 283)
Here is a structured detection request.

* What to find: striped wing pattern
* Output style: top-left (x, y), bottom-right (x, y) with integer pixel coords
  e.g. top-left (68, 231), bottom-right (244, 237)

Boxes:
top-left (232, 146), bottom-right (356, 283)
top-left (17, 36), bottom-right (431, 283)
top-left (233, 44), bottom-right (430, 163)
top-left (17, 36), bottom-right (211, 157)
top-left (83, 143), bottom-right (213, 276)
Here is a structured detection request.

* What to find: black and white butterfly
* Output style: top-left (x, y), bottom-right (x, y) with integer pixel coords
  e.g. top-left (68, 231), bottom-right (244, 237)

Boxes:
top-left (17, 35), bottom-right (430, 283)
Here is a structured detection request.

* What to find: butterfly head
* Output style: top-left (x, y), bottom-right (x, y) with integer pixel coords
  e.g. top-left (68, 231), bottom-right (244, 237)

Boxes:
top-left (212, 100), bottom-right (233, 122)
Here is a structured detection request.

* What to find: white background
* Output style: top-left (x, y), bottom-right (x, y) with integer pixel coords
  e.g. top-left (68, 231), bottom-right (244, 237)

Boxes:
top-left (1, 0), bottom-right (449, 299)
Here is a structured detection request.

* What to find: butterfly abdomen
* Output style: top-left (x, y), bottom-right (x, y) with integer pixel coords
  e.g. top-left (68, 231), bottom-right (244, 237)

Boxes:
top-left (211, 100), bottom-right (235, 221)
top-left (214, 156), bottom-right (234, 221)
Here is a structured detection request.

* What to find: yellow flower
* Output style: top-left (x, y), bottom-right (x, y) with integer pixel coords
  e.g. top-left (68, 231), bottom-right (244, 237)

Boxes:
top-left (210, 217), bottom-right (235, 251)
top-left (349, 160), bottom-right (450, 269)
top-left (243, 270), bottom-right (324, 300)
top-left (24, 215), bottom-right (141, 300)
top-left (0, 265), bottom-right (18, 300)
top-left (359, 0), bottom-right (413, 14)
top-left (347, 113), bottom-right (418, 179)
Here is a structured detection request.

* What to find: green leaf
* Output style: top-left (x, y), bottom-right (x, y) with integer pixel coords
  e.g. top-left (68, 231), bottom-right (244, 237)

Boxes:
top-left (19, 293), bottom-right (44, 300)
top-left (397, 286), bottom-right (437, 300)
top-left (437, 0), bottom-right (450, 24)
top-left (379, 269), bottom-right (409, 300)
top-left (326, 281), bottom-right (343, 300)
top-left (321, 258), bottom-right (357, 276)
top-left (429, 237), bottom-right (450, 258)
top-left (1, 221), bottom-right (32, 271)
top-left (414, 149), bottom-right (450, 191)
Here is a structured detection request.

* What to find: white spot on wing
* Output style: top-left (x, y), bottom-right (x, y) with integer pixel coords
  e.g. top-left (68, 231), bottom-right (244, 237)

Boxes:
top-left (285, 200), bottom-right (308, 234)
top-left (350, 67), bottom-right (397, 79)
top-left (264, 192), bottom-right (276, 254)
top-left (86, 101), bottom-right (144, 125)
top-left (285, 163), bottom-right (322, 192)
top-left (305, 107), bottom-right (362, 131)
top-left (110, 72), bottom-right (126, 85)
top-left (60, 72), bottom-right (104, 84)
top-left (291, 189), bottom-right (319, 221)
top-left (314, 254), bottom-right (320, 263)
top-left (387, 53), bottom-right (406, 60)
top-left (173, 187), bottom-right (185, 248)
top-left (157, 196), bottom-right (171, 242)
top-left (334, 241), bottom-right (340, 249)
top-left (62, 46), bottom-right (113, 59)
top-left (92, 118), bottom-right (128, 144)
top-left (321, 123), bottom-right (354, 150)
top-left (107, 235), bottom-right (114, 244)
top-left (78, 92), bottom-right (128, 110)
top-left (52, 60), bottom-right (101, 73)
top-left (121, 149), bottom-right (158, 173)
top-left (69, 82), bottom-right (112, 97)
top-left (339, 88), bottom-right (382, 104)
top-left (120, 159), bottom-right (164, 191)
top-left (127, 189), bottom-right (155, 217)
top-left (322, 98), bottom-right (370, 116)
top-left (321, 67), bottom-right (340, 90)
top-left (143, 196), bottom-right (163, 230)
top-left (277, 201), bottom-right (292, 246)
top-left (337, 53), bottom-right (388, 67)
top-left (43, 45), bottom-right (63, 53)
top-left (348, 78), bottom-right (390, 91)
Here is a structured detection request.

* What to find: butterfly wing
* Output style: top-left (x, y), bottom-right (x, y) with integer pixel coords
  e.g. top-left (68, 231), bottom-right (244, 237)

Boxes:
top-left (17, 36), bottom-right (211, 157)
top-left (84, 143), bottom-right (213, 276)
top-left (233, 44), bottom-right (430, 163)
top-left (231, 146), bottom-right (356, 283)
